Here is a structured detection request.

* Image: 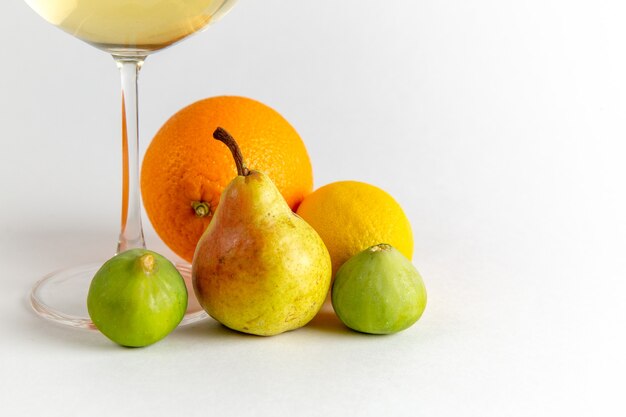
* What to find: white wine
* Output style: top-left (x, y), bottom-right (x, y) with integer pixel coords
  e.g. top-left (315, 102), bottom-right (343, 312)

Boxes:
top-left (25, 0), bottom-right (237, 53)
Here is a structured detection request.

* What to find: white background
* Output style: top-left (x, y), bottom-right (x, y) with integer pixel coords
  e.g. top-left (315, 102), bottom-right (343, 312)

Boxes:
top-left (1, 1), bottom-right (625, 416)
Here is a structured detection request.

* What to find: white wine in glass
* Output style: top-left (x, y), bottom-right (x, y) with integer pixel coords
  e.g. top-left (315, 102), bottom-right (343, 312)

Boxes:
top-left (25, 0), bottom-right (238, 329)
top-left (24, 0), bottom-right (235, 53)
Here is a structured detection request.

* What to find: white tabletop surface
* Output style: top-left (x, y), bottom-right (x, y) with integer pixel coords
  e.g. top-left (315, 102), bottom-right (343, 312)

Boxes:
top-left (1, 1), bottom-right (624, 416)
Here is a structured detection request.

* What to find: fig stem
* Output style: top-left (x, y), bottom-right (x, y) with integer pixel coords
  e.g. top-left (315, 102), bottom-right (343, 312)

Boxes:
top-left (139, 253), bottom-right (155, 274)
top-left (213, 127), bottom-right (250, 177)
top-left (191, 201), bottom-right (211, 217)
top-left (369, 243), bottom-right (392, 252)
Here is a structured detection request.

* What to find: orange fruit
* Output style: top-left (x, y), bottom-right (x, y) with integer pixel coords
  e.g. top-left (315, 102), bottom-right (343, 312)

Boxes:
top-left (296, 181), bottom-right (413, 277)
top-left (141, 96), bottom-right (313, 262)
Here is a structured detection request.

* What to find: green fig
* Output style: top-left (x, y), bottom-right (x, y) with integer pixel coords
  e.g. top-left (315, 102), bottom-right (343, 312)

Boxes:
top-left (332, 243), bottom-right (427, 334)
top-left (192, 128), bottom-right (332, 336)
top-left (87, 249), bottom-right (188, 347)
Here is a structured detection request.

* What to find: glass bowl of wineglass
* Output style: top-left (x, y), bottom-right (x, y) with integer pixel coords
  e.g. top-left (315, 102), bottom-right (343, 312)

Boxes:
top-left (24, 0), bottom-right (238, 329)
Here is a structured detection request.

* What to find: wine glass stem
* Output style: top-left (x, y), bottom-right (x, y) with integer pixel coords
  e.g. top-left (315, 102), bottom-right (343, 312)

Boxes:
top-left (115, 56), bottom-right (146, 253)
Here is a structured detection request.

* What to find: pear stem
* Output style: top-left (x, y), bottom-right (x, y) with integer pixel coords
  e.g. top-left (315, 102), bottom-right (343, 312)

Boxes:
top-left (213, 127), bottom-right (250, 176)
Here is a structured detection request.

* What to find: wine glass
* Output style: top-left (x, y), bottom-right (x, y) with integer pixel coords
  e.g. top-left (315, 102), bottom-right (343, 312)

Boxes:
top-left (25, 0), bottom-right (238, 329)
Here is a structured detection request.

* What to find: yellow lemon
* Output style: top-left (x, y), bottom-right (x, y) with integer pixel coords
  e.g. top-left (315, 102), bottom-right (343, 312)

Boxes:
top-left (296, 181), bottom-right (413, 277)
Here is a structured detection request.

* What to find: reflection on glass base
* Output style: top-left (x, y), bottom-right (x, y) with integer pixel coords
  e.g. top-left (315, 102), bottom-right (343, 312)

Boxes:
top-left (30, 262), bottom-right (207, 330)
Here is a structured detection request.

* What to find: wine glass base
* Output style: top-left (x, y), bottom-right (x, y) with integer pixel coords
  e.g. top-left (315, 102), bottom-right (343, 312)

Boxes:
top-left (30, 262), bottom-right (207, 330)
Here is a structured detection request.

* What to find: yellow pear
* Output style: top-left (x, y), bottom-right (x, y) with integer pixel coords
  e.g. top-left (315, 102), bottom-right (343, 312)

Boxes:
top-left (192, 128), bottom-right (332, 336)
